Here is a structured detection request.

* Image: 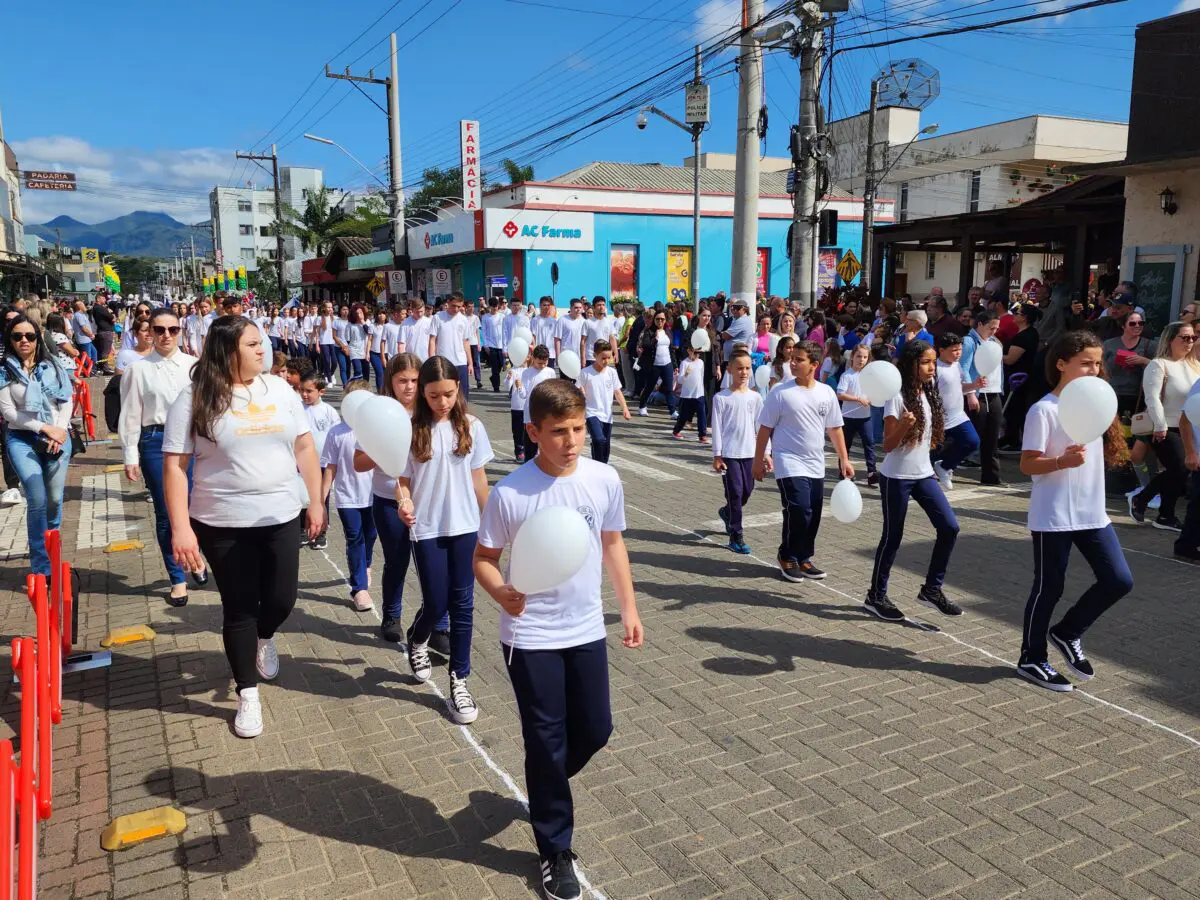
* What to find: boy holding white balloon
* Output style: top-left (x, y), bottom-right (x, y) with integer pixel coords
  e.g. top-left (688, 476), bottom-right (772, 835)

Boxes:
top-left (475, 378), bottom-right (643, 900)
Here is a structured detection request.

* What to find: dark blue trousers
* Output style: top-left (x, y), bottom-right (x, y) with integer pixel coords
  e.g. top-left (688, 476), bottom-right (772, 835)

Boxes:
top-left (369, 352), bottom-right (385, 389)
top-left (504, 638), bottom-right (612, 857)
top-left (334, 347), bottom-right (350, 385)
top-left (139, 428), bottom-right (193, 586)
top-left (586, 416), bottom-right (612, 463)
top-left (673, 397), bottom-right (707, 439)
top-left (722, 458), bottom-right (755, 540)
top-left (320, 344), bottom-right (337, 381)
top-left (843, 416), bottom-right (876, 474)
top-left (511, 411), bottom-right (526, 458)
top-left (936, 420), bottom-right (981, 472)
top-left (487, 347), bottom-right (505, 391)
top-left (372, 495), bottom-right (411, 621)
top-left (456, 364), bottom-right (471, 400)
top-left (1021, 525), bottom-right (1133, 660)
top-left (337, 506), bottom-right (377, 594)
top-left (411, 532), bottom-right (476, 677)
top-left (1178, 470), bottom-right (1200, 554)
top-left (871, 475), bottom-right (960, 597)
top-left (776, 475), bottom-right (824, 563)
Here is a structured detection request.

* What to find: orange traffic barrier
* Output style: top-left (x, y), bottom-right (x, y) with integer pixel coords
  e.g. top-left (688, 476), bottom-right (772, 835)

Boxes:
top-left (12, 636), bottom-right (40, 898)
top-left (1, 738), bottom-right (14, 896)
top-left (24, 578), bottom-right (54, 820)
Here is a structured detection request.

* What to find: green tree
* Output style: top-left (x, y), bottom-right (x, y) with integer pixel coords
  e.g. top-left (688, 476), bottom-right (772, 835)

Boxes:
top-left (500, 159), bottom-right (534, 185)
top-left (110, 255), bottom-right (164, 295)
top-left (334, 194), bottom-right (391, 238)
top-left (248, 258), bottom-right (281, 306)
top-left (278, 186), bottom-right (347, 257)
top-left (405, 166), bottom-right (492, 221)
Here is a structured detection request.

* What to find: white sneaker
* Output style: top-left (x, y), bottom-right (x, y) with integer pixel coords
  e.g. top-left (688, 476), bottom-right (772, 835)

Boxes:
top-left (256, 638), bottom-right (279, 681)
top-left (352, 590), bottom-right (374, 612)
top-left (670, 410), bottom-right (679, 419)
top-left (0, 488), bottom-right (22, 506)
top-left (234, 687), bottom-right (264, 738)
top-left (447, 673), bottom-right (479, 724)
top-left (408, 642), bottom-right (432, 683)
top-left (637, 408), bottom-right (649, 417)
top-left (933, 461), bottom-right (953, 491)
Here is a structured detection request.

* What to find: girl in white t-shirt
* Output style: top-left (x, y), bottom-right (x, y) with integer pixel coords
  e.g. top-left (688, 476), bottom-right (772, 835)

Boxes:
top-left (836, 344), bottom-right (875, 487)
top-left (1016, 330), bottom-right (1132, 692)
top-left (865, 338), bottom-right (962, 624)
top-left (321, 381), bottom-right (377, 613)
top-left (398, 356), bottom-right (493, 725)
top-left (672, 344), bottom-right (710, 442)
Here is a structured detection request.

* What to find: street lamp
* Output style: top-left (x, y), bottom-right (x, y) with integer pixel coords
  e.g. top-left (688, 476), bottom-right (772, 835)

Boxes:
top-left (637, 104), bottom-right (703, 312)
top-left (303, 133), bottom-right (389, 190)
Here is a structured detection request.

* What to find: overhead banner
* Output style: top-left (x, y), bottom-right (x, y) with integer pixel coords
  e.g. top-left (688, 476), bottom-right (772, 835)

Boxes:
top-left (667, 246), bottom-right (692, 303)
top-left (460, 120), bottom-right (481, 211)
top-left (23, 170), bottom-right (76, 191)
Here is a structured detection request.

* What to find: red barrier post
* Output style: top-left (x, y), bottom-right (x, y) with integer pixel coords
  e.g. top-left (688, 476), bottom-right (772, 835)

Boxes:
top-left (60, 561), bottom-right (73, 658)
top-left (1, 738), bottom-right (14, 898)
top-left (12, 637), bottom-right (38, 899)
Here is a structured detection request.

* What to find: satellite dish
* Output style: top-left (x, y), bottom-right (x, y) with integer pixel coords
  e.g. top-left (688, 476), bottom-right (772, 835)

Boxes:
top-left (875, 59), bottom-right (940, 110)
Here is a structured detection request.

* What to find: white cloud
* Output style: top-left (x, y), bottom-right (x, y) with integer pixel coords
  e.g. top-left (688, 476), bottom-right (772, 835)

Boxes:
top-left (694, 0), bottom-right (742, 46)
top-left (1174, 0), bottom-right (1200, 12)
top-left (10, 135), bottom-right (113, 168)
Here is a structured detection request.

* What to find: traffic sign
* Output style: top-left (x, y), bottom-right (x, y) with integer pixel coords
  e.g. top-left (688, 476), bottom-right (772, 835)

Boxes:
top-left (836, 249), bottom-right (862, 284)
top-left (367, 274), bottom-right (386, 297)
top-left (685, 83), bottom-right (710, 125)
top-left (387, 270), bottom-right (407, 294)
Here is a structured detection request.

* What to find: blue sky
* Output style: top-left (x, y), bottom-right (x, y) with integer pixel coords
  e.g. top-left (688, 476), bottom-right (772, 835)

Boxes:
top-left (1, 0), bottom-right (1191, 226)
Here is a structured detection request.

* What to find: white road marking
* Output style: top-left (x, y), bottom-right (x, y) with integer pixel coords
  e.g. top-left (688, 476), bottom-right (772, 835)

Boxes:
top-left (701, 511), bottom-right (782, 532)
top-left (607, 455), bottom-right (681, 482)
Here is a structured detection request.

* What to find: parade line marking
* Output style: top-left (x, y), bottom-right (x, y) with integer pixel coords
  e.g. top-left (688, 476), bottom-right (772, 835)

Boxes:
top-left (314, 547), bottom-right (610, 900)
top-left (623, 501), bottom-right (1200, 752)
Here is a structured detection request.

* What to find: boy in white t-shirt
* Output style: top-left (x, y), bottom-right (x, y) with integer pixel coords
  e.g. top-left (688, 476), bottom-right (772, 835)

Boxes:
top-left (300, 373), bottom-right (341, 550)
top-left (320, 381), bottom-right (376, 612)
top-left (474, 379), bottom-right (643, 900)
top-left (576, 340), bottom-right (629, 464)
top-left (754, 340), bottom-right (854, 582)
top-left (672, 343), bottom-right (709, 443)
top-left (712, 347), bottom-right (767, 555)
top-left (931, 333), bottom-right (982, 492)
top-left (514, 344), bottom-right (559, 461)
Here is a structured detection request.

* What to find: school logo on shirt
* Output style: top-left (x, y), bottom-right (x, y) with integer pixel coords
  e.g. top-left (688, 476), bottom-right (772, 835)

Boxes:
top-left (577, 504), bottom-right (596, 528)
top-left (817, 402), bottom-right (830, 417)
top-left (231, 401), bottom-right (284, 437)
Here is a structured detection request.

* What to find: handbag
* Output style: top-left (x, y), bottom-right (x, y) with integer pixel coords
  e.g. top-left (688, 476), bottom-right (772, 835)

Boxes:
top-left (70, 425), bottom-right (86, 457)
top-left (1131, 367), bottom-right (1164, 436)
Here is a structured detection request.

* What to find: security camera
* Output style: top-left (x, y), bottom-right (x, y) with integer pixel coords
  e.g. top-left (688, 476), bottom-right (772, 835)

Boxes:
top-left (636, 113), bottom-right (648, 130)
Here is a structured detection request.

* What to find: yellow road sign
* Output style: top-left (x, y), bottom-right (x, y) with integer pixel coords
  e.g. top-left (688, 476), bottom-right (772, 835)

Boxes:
top-left (367, 274), bottom-right (386, 297)
top-left (836, 249), bottom-right (862, 284)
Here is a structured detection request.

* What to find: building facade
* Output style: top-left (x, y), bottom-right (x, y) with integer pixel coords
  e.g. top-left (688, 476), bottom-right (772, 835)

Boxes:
top-left (1, 113), bottom-right (25, 271)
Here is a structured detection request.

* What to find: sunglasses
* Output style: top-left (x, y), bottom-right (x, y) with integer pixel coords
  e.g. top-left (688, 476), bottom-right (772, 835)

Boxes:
top-left (11, 332), bottom-right (36, 343)
top-left (153, 325), bottom-right (182, 336)
top-left (1179, 334), bottom-right (1197, 343)
top-left (1127, 321), bottom-right (1144, 327)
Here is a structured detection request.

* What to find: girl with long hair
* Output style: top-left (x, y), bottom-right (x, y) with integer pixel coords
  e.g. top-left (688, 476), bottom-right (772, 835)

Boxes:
top-left (837, 343), bottom-right (876, 487)
top-left (316, 301), bottom-right (337, 383)
top-left (769, 336), bottom-right (796, 388)
top-left (346, 304), bottom-right (370, 382)
top-left (864, 339), bottom-right (962, 623)
top-left (398, 356), bottom-right (493, 724)
top-left (1016, 330), bottom-right (1132, 691)
top-left (163, 315), bottom-right (324, 738)
top-left (332, 303), bottom-right (352, 386)
top-left (368, 310), bottom-right (389, 390)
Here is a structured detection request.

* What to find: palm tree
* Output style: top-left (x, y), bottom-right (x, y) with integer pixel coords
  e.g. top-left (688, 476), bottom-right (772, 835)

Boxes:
top-left (278, 186), bottom-right (347, 257)
top-left (501, 159), bottom-right (534, 185)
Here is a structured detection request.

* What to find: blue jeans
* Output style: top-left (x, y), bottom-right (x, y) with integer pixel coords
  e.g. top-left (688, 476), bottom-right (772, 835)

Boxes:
top-left (334, 348), bottom-right (350, 385)
top-left (78, 341), bottom-right (97, 363)
top-left (320, 344), bottom-right (337, 381)
top-left (870, 405), bottom-right (884, 445)
top-left (639, 363), bottom-right (677, 413)
top-left (1021, 525), bottom-right (1132, 660)
top-left (843, 416), bottom-right (876, 474)
top-left (936, 420), bottom-right (981, 473)
top-left (456, 364), bottom-right (471, 400)
top-left (470, 346), bottom-right (482, 385)
top-left (5, 429), bottom-right (72, 576)
top-left (371, 496), bottom-right (410, 620)
top-left (369, 352), bottom-right (385, 391)
top-left (776, 475), bottom-right (823, 564)
top-left (870, 475), bottom-right (959, 597)
top-left (411, 532), bottom-right (476, 677)
top-left (139, 428), bottom-right (193, 585)
top-left (586, 417), bottom-right (612, 463)
top-left (338, 506), bottom-right (377, 594)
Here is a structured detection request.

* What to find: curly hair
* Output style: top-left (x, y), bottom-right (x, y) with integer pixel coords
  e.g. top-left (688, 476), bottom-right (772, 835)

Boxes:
top-left (410, 356), bottom-right (473, 463)
top-left (897, 339), bottom-right (944, 450)
top-left (1044, 330), bottom-right (1129, 468)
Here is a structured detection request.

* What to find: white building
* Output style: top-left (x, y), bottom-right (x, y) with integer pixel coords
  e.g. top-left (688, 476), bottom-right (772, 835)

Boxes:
top-left (0, 108), bottom-right (25, 270)
top-left (829, 108), bottom-right (1128, 298)
top-left (209, 184), bottom-right (279, 273)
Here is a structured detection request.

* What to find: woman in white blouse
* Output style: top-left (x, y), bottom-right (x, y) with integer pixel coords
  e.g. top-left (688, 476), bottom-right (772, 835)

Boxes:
top-left (119, 308), bottom-right (205, 605)
top-left (163, 315), bottom-right (324, 739)
top-left (0, 315), bottom-right (75, 576)
top-left (1130, 321), bottom-right (1200, 530)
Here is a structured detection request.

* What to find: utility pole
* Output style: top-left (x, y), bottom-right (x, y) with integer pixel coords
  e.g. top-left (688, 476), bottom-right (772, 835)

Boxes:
top-left (731, 0), bottom-right (764, 317)
top-left (789, 11), bottom-right (824, 309)
top-left (860, 79), bottom-right (879, 296)
top-left (189, 233), bottom-right (198, 283)
top-left (691, 45), bottom-right (703, 313)
top-left (326, 34), bottom-right (404, 256)
top-left (235, 145), bottom-right (287, 303)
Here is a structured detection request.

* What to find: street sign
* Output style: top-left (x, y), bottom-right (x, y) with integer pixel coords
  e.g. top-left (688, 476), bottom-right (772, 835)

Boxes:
top-left (81, 248), bottom-right (99, 264)
top-left (836, 249), bottom-right (862, 284)
top-left (786, 169), bottom-right (796, 194)
top-left (215, 249), bottom-right (224, 269)
top-left (367, 273), bottom-right (387, 297)
top-left (430, 268), bottom-right (452, 295)
top-left (24, 170), bottom-right (76, 191)
top-left (685, 83), bottom-right (710, 125)
top-left (387, 269), bottom-right (407, 294)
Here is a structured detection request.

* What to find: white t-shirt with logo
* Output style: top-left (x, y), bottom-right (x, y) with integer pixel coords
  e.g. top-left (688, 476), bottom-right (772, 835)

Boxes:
top-left (477, 457), bottom-right (625, 650)
top-left (304, 399), bottom-right (342, 458)
top-left (321, 422), bottom-right (374, 510)
top-left (431, 311), bottom-right (468, 366)
top-left (400, 316), bottom-right (432, 362)
top-left (163, 373), bottom-right (310, 528)
top-left (1023, 393), bottom-right (1109, 532)
top-left (937, 359), bottom-right (970, 429)
top-left (577, 364), bottom-right (622, 423)
top-left (383, 321), bottom-right (403, 356)
top-left (758, 380), bottom-right (843, 479)
top-left (401, 416), bottom-right (494, 541)
top-left (532, 314), bottom-right (559, 355)
top-left (521, 366), bottom-right (561, 423)
top-left (880, 393), bottom-right (934, 480)
top-left (583, 315), bottom-right (615, 361)
top-left (711, 388), bottom-right (763, 459)
top-left (836, 368), bottom-right (871, 420)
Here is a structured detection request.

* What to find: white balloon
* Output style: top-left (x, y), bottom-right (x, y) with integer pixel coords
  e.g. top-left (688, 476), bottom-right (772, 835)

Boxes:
top-left (754, 364), bottom-right (772, 391)
top-left (830, 478), bottom-right (863, 524)
top-left (340, 389), bottom-right (373, 430)
top-left (354, 396), bottom-right (413, 478)
top-left (510, 506), bottom-right (591, 595)
top-left (558, 350), bottom-right (582, 380)
top-left (973, 340), bottom-right (1002, 376)
top-left (515, 326), bottom-right (534, 345)
top-left (1058, 376), bottom-right (1118, 446)
top-left (690, 328), bottom-right (711, 352)
top-left (859, 360), bottom-right (902, 406)
top-left (1185, 390), bottom-right (1200, 428)
top-left (507, 337), bottom-right (530, 367)
top-left (768, 332), bottom-right (780, 356)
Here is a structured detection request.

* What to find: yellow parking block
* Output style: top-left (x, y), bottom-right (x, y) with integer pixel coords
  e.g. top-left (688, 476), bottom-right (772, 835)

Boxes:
top-left (100, 625), bottom-right (157, 648)
top-left (101, 807), bottom-right (186, 851)
top-left (104, 539), bottom-right (144, 553)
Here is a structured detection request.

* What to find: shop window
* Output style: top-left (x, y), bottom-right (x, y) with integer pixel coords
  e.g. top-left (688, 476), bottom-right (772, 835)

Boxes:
top-left (925, 252), bottom-right (936, 280)
top-left (610, 245), bottom-right (638, 300)
top-left (969, 170), bottom-right (981, 213)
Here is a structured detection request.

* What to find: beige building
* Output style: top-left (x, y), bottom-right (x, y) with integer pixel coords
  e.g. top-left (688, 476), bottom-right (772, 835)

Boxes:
top-left (0, 107), bottom-right (25, 270)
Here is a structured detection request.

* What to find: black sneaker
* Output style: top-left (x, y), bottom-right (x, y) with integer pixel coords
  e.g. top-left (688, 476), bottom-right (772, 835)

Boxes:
top-left (430, 629), bottom-right (452, 658)
top-left (540, 850), bottom-right (581, 900)
top-left (313, 533), bottom-right (329, 550)
top-left (863, 592), bottom-right (905, 622)
top-left (777, 557), bottom-right (804, 583)
top-left (798, 561), bottom-right (826, 580)
top-left (717, 506), bottom-right (731, 535)
top-left (1128, 490), bottom-right (1147, 524)
top-left (1175, 546), bottom-right (1200, 563)
top-left (917, 585), bottom-right (963, 617)
top-left (866, 472), bottom-right (878, 488)
top-left (380, 616), bottom-right (403, 643)
top-left (1048, 628), bottom-right (1095, 681)
top-left (1153, 516), bottom-right (1183, 533)
top-left (1015, 656), bottom-right (1073, 692)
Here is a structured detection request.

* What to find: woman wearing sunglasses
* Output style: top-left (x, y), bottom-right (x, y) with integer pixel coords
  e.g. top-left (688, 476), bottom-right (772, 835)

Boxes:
top-left (115, 317), bottom-right (154, 376)
top-left (0, 315), bottom-right (75, 576)
top-left (118, 308), bottom-right (207, 605)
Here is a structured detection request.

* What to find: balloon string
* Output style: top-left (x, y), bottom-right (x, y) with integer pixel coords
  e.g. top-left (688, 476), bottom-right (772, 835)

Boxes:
top-left (507, 621), bottom-right (518, 666)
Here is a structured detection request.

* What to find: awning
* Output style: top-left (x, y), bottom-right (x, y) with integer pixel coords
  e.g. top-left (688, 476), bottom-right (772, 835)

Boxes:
top-left (347, 250), bottom-right (394, 271)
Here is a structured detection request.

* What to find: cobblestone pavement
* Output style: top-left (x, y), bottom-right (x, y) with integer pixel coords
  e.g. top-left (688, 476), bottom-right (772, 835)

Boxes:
top-left (2, 385), bottom-right (1199, 900)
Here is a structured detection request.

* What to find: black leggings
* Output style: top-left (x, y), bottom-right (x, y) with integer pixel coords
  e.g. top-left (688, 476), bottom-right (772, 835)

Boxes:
top-left (193, 516), bottom-right (302, 692)
top-left (1138, 428), bottom-right (1188, 519)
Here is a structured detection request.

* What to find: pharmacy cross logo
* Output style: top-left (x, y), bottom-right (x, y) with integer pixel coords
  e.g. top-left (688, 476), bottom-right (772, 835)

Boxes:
top-left (503, 220), bottom-right (519, 239)
top-left (424, 233), bottom-right (432, 249)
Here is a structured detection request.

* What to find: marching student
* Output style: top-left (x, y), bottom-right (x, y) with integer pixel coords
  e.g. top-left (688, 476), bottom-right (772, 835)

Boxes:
top-left (754, 340), bottom-right (854, 582)
top-left (532, 296), bottom-right (560, 368)
top-left (502, 296), bottom-right (531, 350)
top-left (713, 347), bottom-right (766, 555)
top-left (398, 356), bottom-right (493, 724)
top-left (321, 381), bottom-right (377, 612)
top-left (554, 299), bottom-right (587, 375)
top-left (480, 300), bottom-right (506, 392)
top-left (836, 343), bottom-right (876, 487)
top-left (932, 333), bottom-right (982, 491)
top-left (576, 340), bottom-right (629, 463)
top-left (864, 339), bottom-right (963, 623)
top-left (299, 372), bottom-right (341, 550)
top-left (474, 379), bottom-right (643, 900)
top-left (672, 340), bottom-right (709, 443)
top-left (509, 345), bottom-right (558, 461)
top-left (1016, 330), bottom-right (1133, 691)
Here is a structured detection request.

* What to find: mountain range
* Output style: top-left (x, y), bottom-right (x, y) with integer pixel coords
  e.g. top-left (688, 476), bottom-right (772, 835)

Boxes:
top-left (26, 211), bottom-right (206, 260)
